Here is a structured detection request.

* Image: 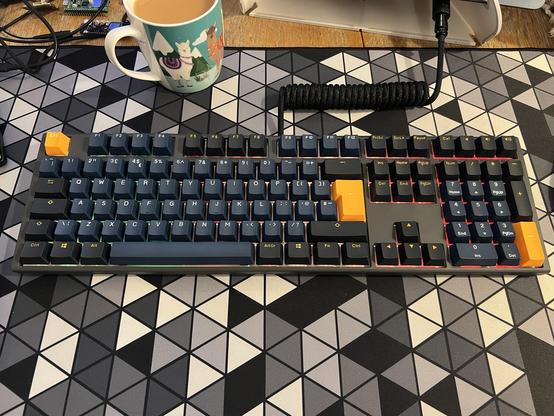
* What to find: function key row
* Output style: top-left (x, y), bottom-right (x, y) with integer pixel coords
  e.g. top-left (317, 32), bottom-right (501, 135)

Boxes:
top-left (279, 135), bottom-right (361, 157)
top-left (89, 133), bottom-right (175, 156)
top-left (184, 134), bottom-right (266, 157)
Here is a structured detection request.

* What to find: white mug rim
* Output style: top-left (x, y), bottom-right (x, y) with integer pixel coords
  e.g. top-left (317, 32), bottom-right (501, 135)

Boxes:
top-left (122, 0), bottom-right (219, 27)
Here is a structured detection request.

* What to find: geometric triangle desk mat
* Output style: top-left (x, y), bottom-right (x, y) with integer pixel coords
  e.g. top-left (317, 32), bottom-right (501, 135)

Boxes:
top-left (0, 47), bottom-right (553, 416)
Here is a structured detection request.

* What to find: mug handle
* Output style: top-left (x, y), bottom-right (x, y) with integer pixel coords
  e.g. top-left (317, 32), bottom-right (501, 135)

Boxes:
top-left (105, 25), bottom-right (162, 82)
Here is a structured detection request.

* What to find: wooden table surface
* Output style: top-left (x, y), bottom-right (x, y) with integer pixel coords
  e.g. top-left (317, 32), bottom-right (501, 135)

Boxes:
top-left (0, 0), bottom-right (553, 49)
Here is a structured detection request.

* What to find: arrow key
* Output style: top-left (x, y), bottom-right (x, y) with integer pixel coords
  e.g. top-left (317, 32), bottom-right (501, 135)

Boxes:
top-left (395, 221), bottom-right (420, 242)
top-left (399, 243), bottom-right (422, 265)
top-left (375, 243), bottom-right (398, 265)
top-left (422, 243), bottom-right (446, 266)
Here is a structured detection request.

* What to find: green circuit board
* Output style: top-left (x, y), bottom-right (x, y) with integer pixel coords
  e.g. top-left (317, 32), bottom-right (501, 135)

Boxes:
top-left (63, 0), bottom-right (109, 14)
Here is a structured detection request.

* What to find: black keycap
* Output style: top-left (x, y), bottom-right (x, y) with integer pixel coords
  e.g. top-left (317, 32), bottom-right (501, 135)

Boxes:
top-left (341, 135), bottom-right (360, 157)
top-left (461, 160), bottom-right (481, 180)
top-left (476, 136), bottom-right (496, 157)
top-left (408, 136), bottom-right (429, 157)
top-left (19, 241), bottom-right (51, 264)
top-left (496, 243), bottom-right (520, 266)
top-left (228, 134), bottom-right (246, 156)
top-left (50, 241), bottom-right (81, 264)
top-left (395, 222), bottom-right (419, 242)
top-left (286, 242), bottom-right (311, 264)
top-left (150, 159), bottom-right (170, 179)
top-left (492, 222), bottom-right (515, 243)
top-left (263, 221), bottom-right (282, 242)
top-left (280, 135), bottom-right (297, 157)
top-left (422, 243), bottom-right (446, 266)
top-left (194, 159), bottom-right (212, 180)
top-left (315, 242), bottom-right (340, 265)
top-left (433, 136), bottom-right (455, 157)
top-left (105, 157), bottom-right (126, 179)
top-left (25, 219), bottom-right (55, 241)
top-left (110, 133), bottom-right (130, 155)
top-left (171, 221), bottom-right (193, 241)
top-left (366, 135), bottom-right (387, 157)
top-left (456, 136), bottom-right (476, 157)
top-left (258, 242), bottom-right (282, 265)
top-left (88, 133), bottom-right (109, 154)
top-left (437, 161), bottom-right (459, 180)
top-left (323, 160), bottom-right (362, 179)
top-left (61, 157), bottom-right (83, 178)
top-left (370, 180), bottom-right (391, 202)
top-left (412, 160), bottom-right (433, 179)
top-left (485, 180), bottom-right (506, 200)
top-left (172, 159), bottom-right (191, 180)
top-left (463, 180), bottom-right (484, 200)
top-left (440, 181), bottom-right (462, 201)
top-left (414, 180), bottom-right (435, 202)
top-left (450, 243), bottom-right (498, 266)
top-left (82, 158), bottom-right (105, 179)
top-left (470, 222), bottom-right (493, 242)
top-left (391, 161), bottom-right (411, 179)
top-left (110, 242), bottom-right (254, 264)
top-left (127, 158), bottom-right (148, 179)
top-left (482, 161), bottom-right (502, 179)
top-left (447, 222), bottom-right (471, 243)
top-left (280, 160), bottom-right (297, 180)
top-left (153, 134), bottom-right (174, 156)
top-left (393, 180), bottom-right (412, 202)
top-left (376, 243), bottom-right (398, 265)
top-left (308, 221), bottom-right (367, 242)
top-left (39, 157), bottom-right (61, 178)
top-left (131, 133), bottom-right (151, 155)
top-left (444, 201), bottom-right (466, 222)
top-left (506, 181), bottom-right (533, 221)
top-left (81, 242), bottom-right (110, 265)
top-left (368, 161), bottom-right (389, 180)
top-left (206, 134), bottom-right (225, 156)
top-left (497, 136), bottom-right (518, 158)
top-left (30, 199), bottom-right (69, 219)
top-left (488, 200), bottom-right (511, 221)
top-left (320, 135), bottom-right (338, 156)
top-left (248, 134), bottom-right (266, 156)
top-left (502, 161), bottom-right (523, 180)
top-left (259, 160), bottom-right (276, 180)
top-left (388, 136), bottom-right (408, 157)
top-left (399, 243), bottom-right (422, 265)
top-left (342, 243), bottom-right (370, 265)
top-left (300, 135), bottom-right (317, 156)
top-left (237, 160), bottom-right (255, 179)
top-left (184, 133), bottom-right (204, 155)
top-left (215, 160), bottom-right (234, 180)
top-left (35, 178), bottom-right (68, 198)
top-left (467, 201), bottom-right (488, 221)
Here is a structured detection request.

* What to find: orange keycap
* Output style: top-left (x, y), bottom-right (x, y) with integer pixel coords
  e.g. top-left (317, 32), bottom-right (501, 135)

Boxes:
top-left (44, 132), bottom-right (71, 156)
top-left (513, 222), bottom-right (545, 267)
top-left (332, 180), bottom-right (366, 222)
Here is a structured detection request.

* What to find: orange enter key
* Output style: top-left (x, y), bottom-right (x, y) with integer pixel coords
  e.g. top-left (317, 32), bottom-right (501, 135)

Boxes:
top-left (332, 180), bottom-right (366, 222)
top-left (513, 222), bottom-right (545, 267)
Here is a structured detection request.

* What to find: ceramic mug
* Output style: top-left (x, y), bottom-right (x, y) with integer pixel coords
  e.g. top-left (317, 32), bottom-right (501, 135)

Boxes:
top-left (105, 0), bottom-right (224, 93)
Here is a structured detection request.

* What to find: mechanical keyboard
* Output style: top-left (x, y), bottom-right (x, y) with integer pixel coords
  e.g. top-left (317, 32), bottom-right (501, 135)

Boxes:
top-left (12, 131), bottom-right (549, 275)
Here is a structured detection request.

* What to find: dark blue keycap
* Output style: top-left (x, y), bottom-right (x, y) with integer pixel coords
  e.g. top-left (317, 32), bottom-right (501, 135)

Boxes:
top-left (492, 221), bottom-right (515, 243)
top-left (317, 200), bottom-right (337, 220)
top-left (117, 200), bottom-right (139, 220)
top-left (280, 160), bottom-right (297, 180)
top-left (321, 135), bottom-right (339, 156)
top-left (274, 200), bottom-right (293, 220)
top-left (139, 200), bottom-right (161, 220)
top-left (172, 159), bottom-right (191, 180)
top-left (194, 159), bottom-right (211, 179)
top-left (241, 221), bottom-right (259, 242)
top-left (264, 221), bottom-right (282, 242)
top-left (300, 135), bottom-right (317, 156)
top-left (444, 201), bottom-right (466, 221)
top-left (39, 157), bottom-right (61, 178)
top-left (488, 200), bottom-right (511, 221)
top-left (252, 200), bottom-right (271, 220)
top-left (447, 222), bottom-right (470, 243)
top-left (69, 178), bottom-right (90, 198)
top-left (88, 133), bottom-right (109, 154)
top-left (219, 221), bottom-right (238, 241)
top-left (463, 180), bottom-right (484, 200)
top-left (159, 179), bottom-right (179, 200)
top-left (226, 180), bottom-right (244, 200)
top-left (215, 160), bottom-right (233, 180)
top-left (237, 160), bottom-right (255, 179)
top-left (248, 180), bottom-right (265, 200)
top-left (296, 200), bottom-right (315, 220)
top-left (301, 160), bottom-right (318, 180)
top-left (110, 133), bottom-right (130, 155)
top-left (440, 181), bottom-right (462, 201)
top-left (485, 180), bottom-right (506, 200)
top-left (91, 178), bottom-right (113, 199)
top-left (136, 179), bottom-right (157, 200)
top-left (171, 220), bottom-right (192, 241)
top-left (450, 243), bottom-right (497, 266)
top-left (61, 157), bottom-right (82, 179)
top-left (231, 200), bottom-right (249, 220)
top-left (83, 157), bottom-right (104, 179)
top-left (280, 135), bottom-right (297, 156)
top-left (131, 133), bottom-right (151, 155)
top-left (105, 157), bottom-right (126, 179)
top-left (312, 180), bottom-right (330, 200)
top-left (150, 159), bottom-right (170, 179)
top-left (468, 201), bottom-right (488, 221)
top-left (78, 220), bottom-right (102, 242)
top-left (128, 158), bottom-right (148, 179)
top-left (70, 199), bottom-right (93, 219)
top-left (204, 179), bottom-right (223, 200)
top-left (470, 222), bottom-right (493, 242)
top-left (286, 221), bottom-right (305, 242)
top-left (208, 200), bottom-right (227, 220)
top-left (153, 134), bottom-right (174, 155)
top-left (195, 221), bottom-right (215, 241)
top-left (114, 179), bottom-right (135, 199)
top-left (291, 180), bottom-right (308, 200)
top-left (162, 200), bottom-right (182, 220)
top-left (185, 200), bottom-right (204, 220)
top-left (94, 199), bottom-right (116, 220)
top-left (125, 220), bottom-right (147, 241)
top-left (102, 220), bottom-right (124, 242)
top-left (54, 220), bottom-right (79, 241)
top-left (269, 180), bottom-right (287, 200)
top-left (259, 160), bottom-right (276, 180)
top-left (182, 179), bottom-right (201, 200)
top-left (148, 220), bottom-right (169, 241)
top-left (496, 243), bottom-right (520, 266)
top-left (342, 135), bottom-right (360, 156)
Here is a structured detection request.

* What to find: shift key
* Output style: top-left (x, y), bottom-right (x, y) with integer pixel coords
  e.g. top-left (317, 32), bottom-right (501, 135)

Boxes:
top-left (29, 199), bottom-right (70, 219)
top-left (309, 221), bottom-right (368, 242)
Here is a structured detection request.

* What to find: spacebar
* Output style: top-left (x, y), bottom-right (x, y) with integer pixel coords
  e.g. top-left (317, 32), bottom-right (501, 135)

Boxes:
top-left (110, 242), bottom-right (254, 265)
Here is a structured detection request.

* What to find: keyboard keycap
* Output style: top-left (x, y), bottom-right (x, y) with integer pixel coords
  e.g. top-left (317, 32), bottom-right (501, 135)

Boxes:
top-left (102, 220), bottom-right (124, 242)
top-left (296, 201), bottom-right (315, 221)
top-left (241, 221), bottom-right (260, 242)
top-left (159, 179), bottom-right (179, 200)
top-left (368, 161), bottom-right (389, 180)
top-left (286, 242), bottom-right (311, 264)
top-left (88, 133), bottom-right (109, 154)
top-left (366, 135), bottom-right (387, 157)
top-left (408, 136), bottom-right (429, 157)
top-left (226, 180), bottom-right (244, 200)
top-left (456, 136), bottom-right (475, 157)
top-left (437, 161), bottom-right (459, 180)
top-left (227, 134), bottom-right (246, 156)
top-left (248, 134), bottom-right (266, 156)
top-left (280, 160), bottom-right (297, 180)
top-left (485, 180), bottom-right (506, 200)
top-left (332, 180), bottom-right (366, 221)
top-left (342, 243), bottom-right (370, 265)
top-left (300, 135), bottom-right (317, 156)
top-left (194, 159), bottom-right (212, 180)
top-left (252, 200), bottom-right (271, 220)
top-left (105, 157), bottom-right (126, 179)
top-left (25, 219), bottom-right (55, 241)
top-left (171, 220), bottom-right (192, 241)
top-left (309, 221), bottom-right (367, 242)
top-left (91, 178), bottom-right (113, 199)
top-left (502, 161), bottom-right (523, 180)
top-left (258, 242), bottom-right (282, 264)
top-left (447, 222), bottom-right (470, 243)
top-left (317, 200), bottom-right (337, 221)
top-left (206, 134), bottom-right (224, 156)
top-left (125, 220), bottom-right (148, 241)
top-left (20, 242), bottom-right (51, 264)
top-left (312, 180), bottom-right (331, 200)
top-left (286, 221), bottom-right (305, 242)
top-left (414, 180), bottom-right (435, 202)
top-left (259, 160), bottom-right (276, 180)
top-left (274, 200), bottom-right (293, 220)
top-left (467, 201), bottom-right (488, 221)
top-left (131, 133), bottom-right (152, 155)
top-left (207, 200), bottom-right (227, 220)
top-left (195, 220), bottom-right (215, 241)
top-left (497, 136), bottom-right (517, 158)
top-left (470, 222), bottom-right (493, 243)
top-left (444, 201), bottom-right (466, 222)
top-left (375, 243), bottom-right (398, 265)
top-left (450, 243), bottom-right (497, 266)
top-left (30, 199), bottom-right (69, 219)
top-left (70, 199), bottom-right (93, 219)
top-left (506, 181), bottom-right (533, 221)
top-left (184, 133), bottom-right (204, 156)
top-left (399, 243), bottom-right (421, 265)
top-left (513, 222), bottom-right (545, 267)
top-left (301, 160), bottom-right (318, 180)
top-left (263, 221), bottom-right (282, 242)
top-left (370, 180), bottom-right (391, 202)
top-left (463, 181), bottom-right (484, 200)
top-left (391, 161), bottom-right (410, 179)
top-left (127, 158), bottom-right (148, 179)
top-left (393, 180), bottom-right (412, 202)
top-left (291, 180), bottom-right (308, 201)
top-left (422, 243), bottom-right (446, 266)
top-left (83, 158), bottom-right (104, 179)
top-left (315, 242), bottom-right (340, 264)
top-left (139, 200), bottom-right (161, 220)
top-left (461, 161), bottom-right (481, 180)
top-left (153, 134), bottom-right (174, 155)
top-left (162, 200), bottom-right (183, 220)
top-left (395, 222), bottom-right (419, 242)
top-left (388, 136), bottom-right (408, 157)
top-left (476, 136), bottom-right (496, 157)
top-left (492, 222), bottom-right (515, 243)
top-left (54, 220), bottom-right (78, 241)
top-left (323, 160), bottom-right (362, 179)
top-left (321, 135), bottom-right (339, 156)
top-left (110, 133), bottom-right (130, 155)
top-left (39, 157), bottom-right (61, 178)
top-left (488, 200), bottom-right (511, 221)
top-left (341, 135), bottom-right (360, 156)
top-left (433, 136), bottom-right (455, 157)
top-left (185, 200), bottom-right (205, 220)
top-left (81, 242), bottom-right (110, 265)
top-left (94, 199), bottom-right (116, 220)
top-left (218, 221), bottom-right (238, 241)
top-left (78, 220), bottom-right (102, 242)
top-left (150, 159), bottom-right (170, 179)
top-left (412, 160), bottom-right (433, 179)
top-left (496, 243), bottom-right (520, 266)
top-left (50, 241), bottom-right (81, 264)
top-left (114, 179), bottom-right (135, 200)
top-left (35, 178), bottom-right (68, 198)
top-left (215, 160), bottom-right (233, 180)
top-left (231, 200), bottom-right (249, 220)
top-left (61, 157), bottom-right (83, 179)
top-left (172, 159), bottom-right (191, 180)
top-left (440, 181), bottom-right (462, 201)
top-left (482, 161), bottom-right (502, 180)
top-left (204, 179), bottom-right (223, 200)
top-left (248, 180), bottom-right (266, 200)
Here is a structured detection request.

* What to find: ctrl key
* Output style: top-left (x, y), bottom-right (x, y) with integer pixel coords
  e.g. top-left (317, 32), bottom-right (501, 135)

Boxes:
top-left (20, 242), bottom-right (51, 264)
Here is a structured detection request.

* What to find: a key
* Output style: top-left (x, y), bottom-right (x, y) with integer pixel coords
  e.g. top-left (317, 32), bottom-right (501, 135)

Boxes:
top-left (70, 199), bottom-right (93, 220)
top-left (171, 220), bottom-right (193, 241)
top-left (94, 199), bottom-right (116, 220)
top-left (206, 134), bottom-right (225, 156)
top-left (88, 133), bottom-right (109, 155)
top-left (437, 161), bottom-right (460, 180)
top-left (25, 219), bottom-right (55, 241)
top-left (269, 180), bottom-right (287, 200)
top-left (226, 180), bottom-right (244, 200)
top-left (219, 221), bottom-right (238, 241)
top-left (497, 136), bottom-right (517, 158)
top-left (312, 180), bottom-right (331, 200)
top-left (258, 242), bottom-right (282, 264)
top-left (370, 180), bottom-right (391, 202)
top-left (388, 136), bottom-right (408, 156)
top-left (461, 161), bottom-right (481, 180)
top-left (300, 135), bottom-right (317, 156)
top-left (463, 181), bottom-right (484, 200)
top-left (470, 222), bottom-right (493, 243)
top-left (433, 136), bottom-right (455, 157)
top-left (342, 243), bottom-right (370, 265)
top-left (81, 242), bottom-right (110, 265)
top-left (172, 159), bottom-right (191, 180)
top-left (414, 180), bottom-right (435, 202)
top-left (341, 135), bottom-right (360, 157)
top-left (204, 179), bottom-right (223, 200)
top-left (467, 201), bottom-right (488, 221)
top-left (50, 241), bottom-right (80, 264)
top-left (286, 221), bottom-right (305, 242)
top-left (399, 243), bottom-right (422, 265)
top-left (450, 243), bottom-right (498, 266)
top-left (128, 158), bottom-right (148, 179)
top-left (308, 221), bottom-right (367, 242)
top-left (274, 201), bottom-right (293, 220)
top-left (131, 133), bottom-right (152, 155)
top-left (485, 180), bottom-right (506, 200)
top-left (30, 199), bottom-right (69, 219)
top-left (391, 161), bottom-right (410, 180)
top-left (368, 161), bottom-right (389, 180)
top-left (375, 243), bottom-right (398, 265)
top-left (513, 222), bottom-right (545, 267)
top-left (506, 181), bottom-right (533, 221)
top-left (502, 161), bottom-right (523, 180)
top-left (323, 160), bottom-right (362, 179)
top-left (301, 160), bottom-right (318, 180)
top-left (496, 243), bottom-right (520, 266)
top-left (366, 135), bottom-right (387, 157)
top-left (110, 133), bottom-right (130, 155)
top-left (291, 180), bottom-right (308, 200)
top-left (488, 200), bottom-right (511, 221)
top-left (408, 136), bottom-right (429, 157)
top-left (412, 160), bottom-right (433, 179)
top-left (252, 200), bottom-right (271, 220)
top-left (152, 134), bottom-right (174, 155)
top-left (227, 134), bottom-right (246, 156)
top-left (61, 157), bottom-right (83, 178)
top-left (286, 242), bottom-right (311, 264)
top-left (185, 200), bottom-right (205, 220)
top-left (440, 181), bottom-right (462, 201)
top-left (280, 160), bottom-right (297, 180)
top-left (35, 178), bottom-right (68, 198)
top-left (482, 161), bottom-right (502, 180)
top-left (422, 243), bottom-right (446, 266)
top-left (247, 179), bottom-right (266, 200)
top-left (230, 200), bottom-right (249, 220)
top-left (241, 221), bottom-right (260, 242)
top-left (456, 136), bottom-right (475, 157)
top-left (215, 160), bottom-right (233, 180)
top-left (447, 222), bottom-right (470, 243)
top-left (125, 220), bottom-right (148, 241)
top-left (20, 242), bottom-right (51, 264)
top-left (136, 179), bottom-right (157, 200)
top-left (237, 160), bottom-right (255, 179)
top-left (296, 200), bottom-right (315, 221)
top-left (150, 159), bottom-right (170, 179)
top-left (114, 179), bottom-right (135, 200)
top-left (195, 221), bottom-right (215, 241)
top-left (184, 133), bottom-right (204, 156)
top-left (91, 178), bottom-right (113, 199)
top-left (139, 200), bottom-right (161, 220)
top-left (321, 135), bottom-right (339, 156)
top-left (159, 179), bottom-right (179, 200)
top-left (248, 134), bottom-right (266, 156)
top-left (182, 180), bottom-right (201, 200)
top-left (393, 180), bottom-right (412, 202)
top-left (492, 222), bottom-right (515, 243)
top-left (314, 242), bottom-right (341, 264)
top-left (194, 159), bottom-right (212, 180)
top-left (162, 200), bottom-right (183, 220)
top-left (102, 220), bottom-right (125, 242)
top-left (78, 220), bottom-right (102, 242)
top-left (444, 201), bottom-right (466, 222)
top-left (395, 222), bottom-right (419, 242)
top-left (82, 158), bottom-right (105, 179)
top-left (476, 136), bottom-right (496, 157)
top-left (259, 160), bottom-right (276, 180)
top-left (317, 200), bottom-right (337, 221)
top-left (105, 157), bottom-right (127, 179)
top-left (207, 200), bottom-right (227, 220)
top-left (39, 157), bottom-right (61, 178)
top-left (263, 221), bottom-right (282, 242)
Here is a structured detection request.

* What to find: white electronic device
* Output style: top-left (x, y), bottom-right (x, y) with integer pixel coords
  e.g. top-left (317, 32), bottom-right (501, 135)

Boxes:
top-left (500, 0), bottom-right (544, 8)
top-left (239, 0), bottom-right (502, 46)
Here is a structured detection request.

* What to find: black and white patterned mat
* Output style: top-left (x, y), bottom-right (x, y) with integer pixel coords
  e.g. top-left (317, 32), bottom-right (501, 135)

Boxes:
top-left (0, 46), bottom-right (553, 416)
